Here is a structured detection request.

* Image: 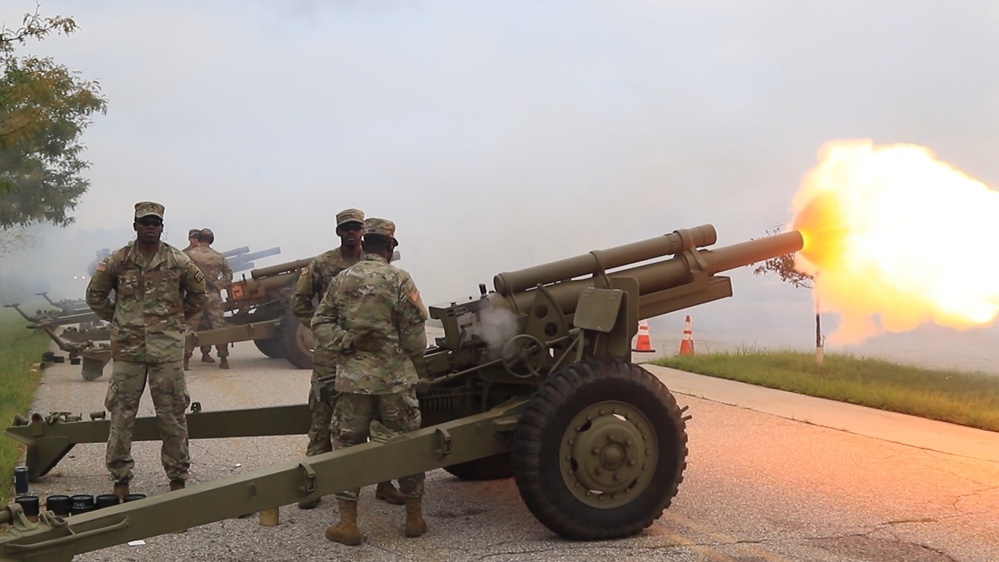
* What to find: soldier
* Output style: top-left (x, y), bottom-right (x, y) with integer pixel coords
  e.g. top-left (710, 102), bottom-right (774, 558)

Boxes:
top-left (291, 208), bottom-right (404, 508)
top-left (184, 228), bottom-right (234, 369)
top-left (183, 229), bottom-right (201, 254)
top-left (312, 218), bottom-right (429, 545)
top-left (86, 202), bottom-right (207, 499)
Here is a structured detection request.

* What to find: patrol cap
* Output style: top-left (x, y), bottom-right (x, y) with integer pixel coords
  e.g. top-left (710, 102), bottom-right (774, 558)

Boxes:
top-left (363, 218), bottom-right (397, 244)
top-left (200, 228), bottom-right (215, 242)
top-left (134, 201), bottom-right (164, 220)
top-left (188, 229), bottom-right (201, 238)
top-left (336, 208), bottom-right (365, 228)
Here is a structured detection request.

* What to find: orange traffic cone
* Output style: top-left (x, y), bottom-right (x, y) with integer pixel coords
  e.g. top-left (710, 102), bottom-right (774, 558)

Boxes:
top-left (678, 315), bottom-right (695, 356)
top-left (632, 320), bottom-right (656, 353)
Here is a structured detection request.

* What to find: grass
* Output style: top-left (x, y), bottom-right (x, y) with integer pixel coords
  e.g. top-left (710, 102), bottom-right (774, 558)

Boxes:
top-left (0, 306), bottom-right (50, 506)
top-left (654, 349), bottom-right (999, 433)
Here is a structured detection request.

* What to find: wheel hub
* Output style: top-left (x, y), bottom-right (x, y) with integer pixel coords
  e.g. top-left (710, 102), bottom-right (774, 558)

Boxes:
top-left (559, 401), bottom-right (656, 508)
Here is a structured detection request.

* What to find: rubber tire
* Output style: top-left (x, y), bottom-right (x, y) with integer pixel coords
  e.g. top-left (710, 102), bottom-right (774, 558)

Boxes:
top-left (444, 453), bottom-right (514, 480)
top-left (511, 359), bottom-right (688, 540)
top-left (281, 313), bottom-right (314, 369)
top-left (253, 337), bottom-right (286, 359)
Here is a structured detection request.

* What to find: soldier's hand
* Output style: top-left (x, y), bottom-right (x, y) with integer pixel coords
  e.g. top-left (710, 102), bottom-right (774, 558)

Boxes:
top-left (351, 328), bottom-right (382, 352)
top-left (414, 378), bottom-right (433, 394)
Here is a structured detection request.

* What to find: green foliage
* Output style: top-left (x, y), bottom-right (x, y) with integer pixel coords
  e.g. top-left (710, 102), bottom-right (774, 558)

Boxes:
top-left (0, 307), bottom-right (48, 504)
top-left (0, 8), bottom-right (107, 229)
top-left (655, 351), bottom-right (999, 432)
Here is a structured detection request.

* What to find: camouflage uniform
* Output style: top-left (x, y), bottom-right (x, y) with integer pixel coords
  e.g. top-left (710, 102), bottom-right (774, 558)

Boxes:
top-left (86, 202), bottom-right (207, 485)
top-left (312, 219), bottom-right (429, 502)
top-left (291, 208), bottom-right (364, 457)
top-left (184, 235), bottom-right (234, 360)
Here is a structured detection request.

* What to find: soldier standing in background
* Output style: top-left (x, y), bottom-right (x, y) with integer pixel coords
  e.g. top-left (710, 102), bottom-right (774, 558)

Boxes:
top-left (183, 229), bottom-right (201, 254)
top-left (184, 228), bottom-right (233, 370)
top-left (312, 218), bottom-right (430, 545)
top-left (86, 201), bottom-right (207, 498)
top-left (291, 208), bottom-right (404, 508)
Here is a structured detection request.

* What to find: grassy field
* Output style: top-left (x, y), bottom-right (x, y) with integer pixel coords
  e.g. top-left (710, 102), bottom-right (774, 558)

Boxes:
top-left (0, 307), bottom-right (50, 506)
top-left (654, 350), bottom-right (999, 433)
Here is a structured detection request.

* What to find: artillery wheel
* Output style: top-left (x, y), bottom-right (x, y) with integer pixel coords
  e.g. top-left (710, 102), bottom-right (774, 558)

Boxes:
top-left (444, 453), bottom-right (514, 480)
top-left (511, 359), bottom-right (688, 540)
top-left (281, 313), bottom-right (314, 369)
top-left (253, 337), bottom-right (286, 359)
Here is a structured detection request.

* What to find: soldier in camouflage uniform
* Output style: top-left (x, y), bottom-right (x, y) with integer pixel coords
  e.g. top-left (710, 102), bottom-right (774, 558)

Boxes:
top-left (183, 229), bottom-right (201, 254)
top-left (292, 208), bottom-right (404, 508)
top-left (184, 228), bottom-right (234, 370)
top-left (86, 202), bottom-right (208, 499)
top-left (312, 218), bottom-right (430, 545)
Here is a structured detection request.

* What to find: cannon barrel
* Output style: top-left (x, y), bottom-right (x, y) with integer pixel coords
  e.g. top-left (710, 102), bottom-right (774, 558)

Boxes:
top-left (494, 225), bottom-right (718, 296)
top-left (249, 258), bottom-right (312, 280)
top-left (220, 246), bottom-right (251, 258)
top-left (489, 228), bottom-right (803, 319)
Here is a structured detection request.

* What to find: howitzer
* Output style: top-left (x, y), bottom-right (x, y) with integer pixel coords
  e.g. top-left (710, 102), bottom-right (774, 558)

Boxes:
top-left (224, 246), bottom-right (282, 273)
top-left (1, 224), bottom-right (804, 560)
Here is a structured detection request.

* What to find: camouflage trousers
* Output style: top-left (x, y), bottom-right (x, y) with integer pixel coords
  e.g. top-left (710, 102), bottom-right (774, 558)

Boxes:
top-left (105, 360), bottom-right (191, 483)
top-left (185, 292), bottom-right (227, 357)
top-left (333, 388), bottom-right (424, 501)
top-left (305, 364), bottom-right (338, 457)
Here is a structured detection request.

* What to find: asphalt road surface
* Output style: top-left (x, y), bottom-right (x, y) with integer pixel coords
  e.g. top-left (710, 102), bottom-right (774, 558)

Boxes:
top-left (10, 343), bottom-right (999, 562)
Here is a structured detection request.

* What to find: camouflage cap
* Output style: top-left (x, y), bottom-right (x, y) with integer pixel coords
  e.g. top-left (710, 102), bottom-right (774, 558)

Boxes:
top-left (363, 218), bottom-right (397, 244)
top-left (188, 228), bottom-right (201, 238)
top-left (336, 208), bottom-right (365, 227)
top-left (200, 228), bottom-right (214, 242)
top-left (134, 201), bottom-right (165, 220)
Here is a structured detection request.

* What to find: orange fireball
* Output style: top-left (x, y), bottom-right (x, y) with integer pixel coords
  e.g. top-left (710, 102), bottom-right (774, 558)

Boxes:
top-left (789, 140), bottom-right (999, 345)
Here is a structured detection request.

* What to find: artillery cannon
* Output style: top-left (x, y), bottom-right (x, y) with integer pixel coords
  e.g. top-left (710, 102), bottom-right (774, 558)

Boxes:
top-left (0, 224), bottom-right (804, 560)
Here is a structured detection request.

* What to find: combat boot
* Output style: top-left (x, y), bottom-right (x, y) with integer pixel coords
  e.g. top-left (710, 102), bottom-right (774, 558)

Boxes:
top-left (113, 481), bottom-right (129, 501)
top-left (219, 357), bottom-right (230, 370)
top-left (375, 481), bottom-right (405, 505)
top-left (169, 479), bottom-right (185, 492)
top-left (201, 352), bottom-right (215, 364)
top-left (183, 354), bottom-right (191, 371)
top-left (325, 500), bottom-right (361, 546)
top-left (403, 497), bottom-right (427, 537)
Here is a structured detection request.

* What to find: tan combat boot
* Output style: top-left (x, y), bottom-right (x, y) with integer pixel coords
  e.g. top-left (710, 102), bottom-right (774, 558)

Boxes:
top-left (219, 356), bottom-right (230, 370)
top-left (325, 500), bottom-right (362, 545)
top-left (169, 479), bottom-right (185, 492)
top-left (375, 481), bottom-right (405, 505)
top-left (183, 354), bottom-right (191, 371)
top-left (113, 481), bottom-right (129, 501)
top-left (403, 497), bottom-right (427, 537)
top-left (201, 352), bottom-right (215, 363)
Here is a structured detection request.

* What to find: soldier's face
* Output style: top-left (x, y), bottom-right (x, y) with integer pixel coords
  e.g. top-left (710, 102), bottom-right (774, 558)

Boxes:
top-left (134, 216), bottom-right (163, 243)
top-left (336, 222), bottom-right (363, 248)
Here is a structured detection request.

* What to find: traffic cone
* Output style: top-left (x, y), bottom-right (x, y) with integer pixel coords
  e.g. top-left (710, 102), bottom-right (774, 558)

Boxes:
top-left (632, 320), bottom-right (656, 353)
top-left (678, 315), bottom-right (695, 356)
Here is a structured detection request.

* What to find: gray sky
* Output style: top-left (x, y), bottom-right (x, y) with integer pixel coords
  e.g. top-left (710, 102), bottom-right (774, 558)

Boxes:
top-left (4, 1), bottom-right (999, 370)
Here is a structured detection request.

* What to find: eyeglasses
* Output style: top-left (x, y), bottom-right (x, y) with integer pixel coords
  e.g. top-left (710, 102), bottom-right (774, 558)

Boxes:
top-left (338, 223), bottom-right (363, 232)
top-left (137, 217), bottom-right (163, 227)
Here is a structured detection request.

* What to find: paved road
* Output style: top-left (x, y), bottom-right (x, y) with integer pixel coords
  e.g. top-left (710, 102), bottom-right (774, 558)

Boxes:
top-left (10, 344), bottom-right (999, 561)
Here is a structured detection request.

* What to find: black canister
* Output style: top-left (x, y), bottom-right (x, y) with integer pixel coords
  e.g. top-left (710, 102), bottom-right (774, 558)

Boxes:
top-left (45, 495), bottom-right (71, 517)
top-left (123, 493), bottom-right (146, 502)
top-left (69, 494), bottom-right (95, 515)
top-left (14, 495), bottom-right (39, 521)
top-left (13, 466), bottom-right (29, 496)
top-left (95, 494), bottom-right (120, 509)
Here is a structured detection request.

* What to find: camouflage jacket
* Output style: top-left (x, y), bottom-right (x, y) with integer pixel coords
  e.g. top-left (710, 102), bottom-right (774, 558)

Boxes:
top-left (187, 246), bottom-right (233, 292)
top-left (86, 241), bottom-right (208, 363)
top-left (311, 253), bottom-right (428, 394)
top-left (291, 247), bottom-right (361, 329)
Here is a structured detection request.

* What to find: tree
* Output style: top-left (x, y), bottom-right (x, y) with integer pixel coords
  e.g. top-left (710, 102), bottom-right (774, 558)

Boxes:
top-left (752, 226), bottom-right (825, 364)
top-left (1, 8), bottom-right (107, 229)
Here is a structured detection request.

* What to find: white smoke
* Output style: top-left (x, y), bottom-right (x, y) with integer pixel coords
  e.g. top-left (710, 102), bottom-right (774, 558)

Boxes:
top-left (477, 304), bottom-right (519, 356)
